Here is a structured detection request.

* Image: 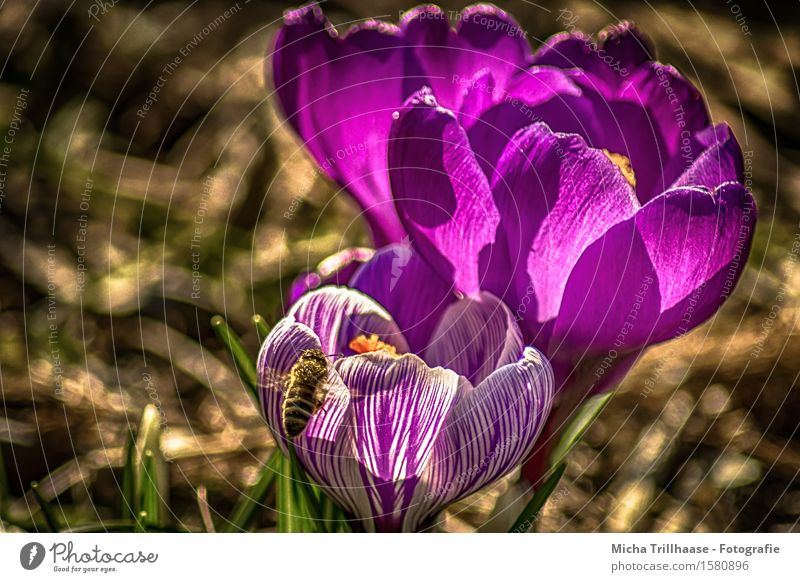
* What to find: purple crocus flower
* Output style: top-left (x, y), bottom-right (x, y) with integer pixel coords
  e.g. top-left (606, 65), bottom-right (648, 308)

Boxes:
top-left (257, 285), bottom-right (553, 531)
top-left (271, 5), bottom-right (756, 402)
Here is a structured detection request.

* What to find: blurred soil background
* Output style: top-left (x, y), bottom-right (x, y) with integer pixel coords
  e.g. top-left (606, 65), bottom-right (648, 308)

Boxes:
top-left (0, 0), bottom-right (798, 532)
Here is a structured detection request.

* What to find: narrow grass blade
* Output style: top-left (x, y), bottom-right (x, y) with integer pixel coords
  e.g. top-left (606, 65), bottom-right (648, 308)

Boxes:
top-left (64, 520), bottom-right (189, 533)
top-left (134, 405), bottom-right (167, 529)
top-left (31, 481), bottom-right (60, 532)
top-left (222, 450), bottom-right (281, 533)
top-left (285, 444), bottom-right (347, 533)
top-left (320, 494), bottom-right (351, 533)
top-left (119, 430), bottom-right (136, 520)
top-left (276, 452), bottom-right (304, 533)
top-left (134, 511), bottom-right (148, 533)
top-left (211, 315), bottom-right (258, 399)
top-left (549, 392), bottom-right (613, 470)
top-left (196, 484), bottom-right (215, 533)
top-left (509, 463), bottom-right (566, 533)
top-left (251, 314), bottom-right (271, 344)
top-left (139, 451), bottom-right (160, 528)
top-left (287, 444), bottom-right (323, 525)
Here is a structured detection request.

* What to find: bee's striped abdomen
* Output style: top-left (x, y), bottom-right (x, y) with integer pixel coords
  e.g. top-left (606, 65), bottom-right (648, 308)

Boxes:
top-left (282, 349), bottom-right (328, 439)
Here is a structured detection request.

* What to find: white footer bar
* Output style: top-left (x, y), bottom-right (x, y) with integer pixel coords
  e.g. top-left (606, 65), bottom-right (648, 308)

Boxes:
top-left (1, 533), bottom-right (794, 580)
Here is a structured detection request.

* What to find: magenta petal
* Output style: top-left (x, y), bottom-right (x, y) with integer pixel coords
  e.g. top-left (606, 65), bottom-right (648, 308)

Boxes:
top-left (489, 123), bottom-right (639, 343)
top-left (287, 286), bottom-right (409, 356)
top-left (598, 20), bottom-right (655, 69)
top-left (457, 68), bottom-right (497, 130)
top-left (532, 21), bottom-right (654, 86)
top-left (424, 291), bottom-right (524, 385)
top-left (551, 183), bottom-right (756, 368)
top-left (401, 4), bottom-right (531, 109)
top-left (610, 62), bottom-right (710, 203)
top-left (670, 123), bottom-right (744, 191)
top-left (531, 30), bottom-right (599, 71)
top-left (467, 66), bottom-right (597, 175)
top-left (389, 89), bottom-right (500, 296)
top-left (349, 243), bottom-right (455, 354)
top-left (272, 4), bottom-right (533, 245)
top-left (636, 183), bottom-right (756, 341)
top-left (271, 4), bottom-right (415, 244)
top-left (617, 63), bottom-right (709, 174)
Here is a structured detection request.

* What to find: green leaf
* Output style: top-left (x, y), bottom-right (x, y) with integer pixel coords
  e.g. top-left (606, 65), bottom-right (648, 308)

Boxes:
top-left (320, 494), bottom-right (351, 533)
top-left (31, 481), bottom-right (60, 532)
top-left (276, 451), bottom-right (305, 533)
top-left (139, 451), bottom-right (161, 528)
top-left (509, 463), bottom-right (566, 533)
top-left (274, 444), bottom-right (324, 533)
top-left (134, 404), bottom-right (167, 529)
top-left (251, 314), bottom-right (271, 344)
top-left (222, 450), bottom-right (282, 533)
top-left (119, 429), bottom-right (137, 520)
top-left (134, 511), bottom-right (148, 533)
top-left (287, 444), bottom-right (323, 524)
top-left (282, 444), bottom-right (350, 533)
top-left (211, 315), bottom-right (258, 400)
top-left (549, 392), bottom-right (613, 470)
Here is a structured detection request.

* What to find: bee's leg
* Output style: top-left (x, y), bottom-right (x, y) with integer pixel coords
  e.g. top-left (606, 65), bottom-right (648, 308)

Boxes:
top-left (312, 383), bottom-right (331, 417)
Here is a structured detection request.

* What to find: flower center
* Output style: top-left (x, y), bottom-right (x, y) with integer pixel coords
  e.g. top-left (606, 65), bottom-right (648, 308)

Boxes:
top-left (603, 149), bottom-right (637, 188)
top-left (348, 334), bottom-right (398, 356)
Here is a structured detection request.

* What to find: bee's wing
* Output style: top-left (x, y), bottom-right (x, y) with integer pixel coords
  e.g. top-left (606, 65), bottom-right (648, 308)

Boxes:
top-left (258, 359), bottom-right (292, 437)
top-left (261, 368), bottom-right (289, 395)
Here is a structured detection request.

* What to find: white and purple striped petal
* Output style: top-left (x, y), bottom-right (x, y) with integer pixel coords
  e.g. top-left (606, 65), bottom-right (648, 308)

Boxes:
top-left (408, 347), bottom-right (554, 529)
top-left (424, 291), bottom-right (524, 385)
top-left (333, 352), bottom-right (461, 531)
top-left (287, 247), bottom-right (375, 305)
top-left (287, 285), bottom-right (410, 356)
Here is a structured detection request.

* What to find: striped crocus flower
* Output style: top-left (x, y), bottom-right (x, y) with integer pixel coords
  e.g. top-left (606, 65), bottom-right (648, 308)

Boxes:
top-left (257, 284), bottom-right (553, 532)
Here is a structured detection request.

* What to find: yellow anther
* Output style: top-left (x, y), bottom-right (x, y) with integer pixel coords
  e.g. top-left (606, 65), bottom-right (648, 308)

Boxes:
top-left (603, 149), bottom-right (637, 189)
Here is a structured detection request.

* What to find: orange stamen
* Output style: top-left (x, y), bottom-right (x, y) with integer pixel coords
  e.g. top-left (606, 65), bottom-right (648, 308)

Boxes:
top-left (348, 334), bottom-right (398, 356)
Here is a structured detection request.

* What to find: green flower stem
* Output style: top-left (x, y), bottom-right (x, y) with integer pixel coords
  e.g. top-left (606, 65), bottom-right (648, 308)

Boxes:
top-left (222, 450), bottom-right (282, 533)
top-left (211, 315), bottom-right (258, 401)
top-left (509, 463), bottom-right (566, 533)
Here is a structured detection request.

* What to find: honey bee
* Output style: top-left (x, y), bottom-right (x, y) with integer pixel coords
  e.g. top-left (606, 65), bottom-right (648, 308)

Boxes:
top-left (282, 348), bottom-right (330, 439)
